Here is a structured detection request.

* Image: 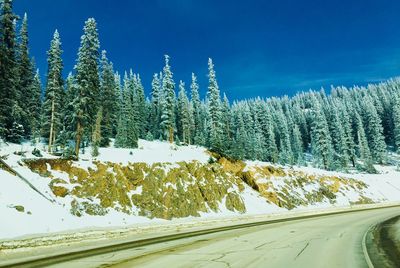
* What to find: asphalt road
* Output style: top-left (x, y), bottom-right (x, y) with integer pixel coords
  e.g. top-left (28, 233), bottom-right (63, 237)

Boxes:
top-left (366, 214), bottom-right (400, 267)
top-left (40, 206), bottom-right (400, 268)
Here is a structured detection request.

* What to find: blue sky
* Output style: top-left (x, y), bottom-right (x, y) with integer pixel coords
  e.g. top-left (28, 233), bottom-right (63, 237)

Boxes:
top-left (14, 0), bottom-right (400, 100)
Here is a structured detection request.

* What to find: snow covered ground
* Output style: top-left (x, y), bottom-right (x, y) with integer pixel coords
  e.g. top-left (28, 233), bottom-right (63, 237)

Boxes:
top-left (82, 139), bottom-right (210, 165)
top-left (0, 140), bottom-right (399, 241)
top-left (244, 161), bottom-right (400, 211)
top-left (0, 165), bottom-right (280, 240)
top-left (291, 164), bottom-right (400, 203)
top-left (0, 140), bottom-right (278, 240)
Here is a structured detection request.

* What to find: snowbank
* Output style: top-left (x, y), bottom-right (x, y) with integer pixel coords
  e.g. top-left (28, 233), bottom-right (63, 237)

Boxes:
top-left (81, 139), bottom-right (210, 165)
top-left (291, 164), bottom-right (400, 204)
top-left (0, 140), bottom-right (399, 240)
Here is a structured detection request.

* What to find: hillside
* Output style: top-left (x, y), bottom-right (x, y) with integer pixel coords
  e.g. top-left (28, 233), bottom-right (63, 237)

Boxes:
top-left (1, 140), bottom-right (399, 240)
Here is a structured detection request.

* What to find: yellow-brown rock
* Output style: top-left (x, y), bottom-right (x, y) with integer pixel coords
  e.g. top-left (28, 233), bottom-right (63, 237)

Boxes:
top-left (25, 159), bottom-right (247, 219)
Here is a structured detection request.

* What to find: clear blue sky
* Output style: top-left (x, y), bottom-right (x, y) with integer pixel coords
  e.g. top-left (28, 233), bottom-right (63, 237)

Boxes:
top-left (14, 0), bottom-right (400, 100)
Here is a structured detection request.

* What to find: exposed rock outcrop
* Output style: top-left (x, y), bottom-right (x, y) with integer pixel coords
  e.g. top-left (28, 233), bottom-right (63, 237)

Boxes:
top-left (24, 157), bottom-right (372, 219)
top-left (25, 159), bottom-right (246, 219)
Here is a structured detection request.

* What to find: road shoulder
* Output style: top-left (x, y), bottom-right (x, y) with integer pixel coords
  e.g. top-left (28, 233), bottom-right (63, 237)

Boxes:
top-left (364, 215), bottom-right (400, 267)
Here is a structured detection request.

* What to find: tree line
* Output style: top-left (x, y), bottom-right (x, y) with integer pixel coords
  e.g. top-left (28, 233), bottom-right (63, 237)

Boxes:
top-left (1, 0), bottom-right (400, 172)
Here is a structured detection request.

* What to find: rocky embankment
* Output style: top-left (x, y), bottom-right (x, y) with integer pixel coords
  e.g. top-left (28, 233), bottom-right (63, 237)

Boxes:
top-left (24, 156), bottom-right (373, 219)
top-left (25, 159), bottom-right (247, 219)
top-left (241, 164), bottom-right (372, 209)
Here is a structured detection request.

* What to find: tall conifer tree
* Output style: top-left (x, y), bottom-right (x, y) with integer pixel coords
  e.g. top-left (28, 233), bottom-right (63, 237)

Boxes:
top-left (393, 97), bottom-right (400, 153)
top-left (362, 96), bottom-right (386, 163)
top-left (207, 58), bottom-right (223, 152)
top-left (150, 73), bottom-right (162, 138)
top-left (99, 50), bottom-right (117, 146)
top-left (135, 74), bottom-right (146, 138)
top-left (177, 81), bottom-right (191, 144)
top-left (42, 30), bottom-right (64, 152)
top-left (311, 101), bottom-right (334, 170)
top-left (0, 0), bottom-right (18, 140)
top-left (29, 70), bottom-right (42, 143)
top-left (74, 18), bottom-right (100, 156)
top-left (160, 55), bottom-right (176, 143)
top-left (191, 73), bottom-right (203, 144)
top-left (355, 111), bottom-right (375, 172)
top-left (16, 13), bottom-right (35, 136)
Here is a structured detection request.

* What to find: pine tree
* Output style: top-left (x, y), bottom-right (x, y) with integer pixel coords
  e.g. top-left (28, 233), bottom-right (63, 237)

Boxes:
top-left (207, 58), bottom-right (223, 152)
top-left (267, 126), bottom-right (279, 162)
top-left (231, 110), bottom-right (247, 160)
top-left (150, 73), bottom-right (162, 138)
top-left (114, 115), bottom-right (127, 148)
top-left (127, 77), bottom-right (139, 148)
top-left (327, 103), bottom-right (349, 169)
top-left (145, 131), bottom-right (154, 141)
top-left (114, 72), bottom-right (122, 134)
top-left (74, 18), bottom-right (100, 156)
top-left (355, 111), bottom-right (375, 172)
top-left (128, 72), bottom-right (139, 148)
top-left (188, 101), bottom-right (195, 144)
top-left (362, 96), bottom-right (387, 163)
top-left (257, 103), bottom-right (278, 162)
top-left (376, 85), bottom-right (393, 146)
top-left (0, 0), bottom-right (19, 140)
top-left (251, 110), bottom-right (266, 161)
top-left (115, 72), bottom-right (138, 148)
top-left (99, 50), bottom-right (117, 146)
top-left (190, 73), bottom-right (203, 144)
top-left (292, 124), bottom-right (304, 164)
top-left (135, 74), bottom-right (146, 138)
top-left (195, 102), bottom-right (208, 146)
top-left (29, 70), bottom-right (42, 144)
top-left (393, 97), bottom-right (400, 153)
top-left (8, 121), bottom-right (24, 143)
top-left (91, 108), bottom-right (102, 157)
top-left (177, 81), bottom-right (191, 144)
top-left (292, 102), bottom-right (309, 148)
top-left (339, 105), bottom-right (356, 167)
top-left (242, 103), bottom-right (255, 159)
top-left (311, 101), bottom-right (334, 170)
top-left (221, 93), bottom-right (232, 150)
top-left (42, 30), bottom-right (64, 153)
top-left (16, 13), bottom-right (35, 136)
top-left (276, 108), bottom-right (293, 165)
top-left (160, 55), bottom-right (176, 143)
top-left (60, 73), bottom-right (78, 147)
top-left (115, 74), bottom-right (129, 148)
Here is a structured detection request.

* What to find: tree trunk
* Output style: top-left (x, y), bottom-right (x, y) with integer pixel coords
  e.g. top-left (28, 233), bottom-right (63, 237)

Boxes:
top-left (48, 99), bottom-right (55, 153)
top-left (52, 129), bottom-right (57, 153)
top-left (169, 126), bottom-right (174, 143)
top-left (75, 121), bottom-right (82, 157)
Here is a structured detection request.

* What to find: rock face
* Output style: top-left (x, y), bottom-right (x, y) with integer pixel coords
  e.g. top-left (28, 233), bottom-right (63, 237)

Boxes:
top-left (25, 159), bottom-right (246, 219)
top-left (217, 158), bottom-right (370, 209)
top-left (241, 165), bottom-right (372, 209)
top-left (24, 157), bottom-right (372, 219)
